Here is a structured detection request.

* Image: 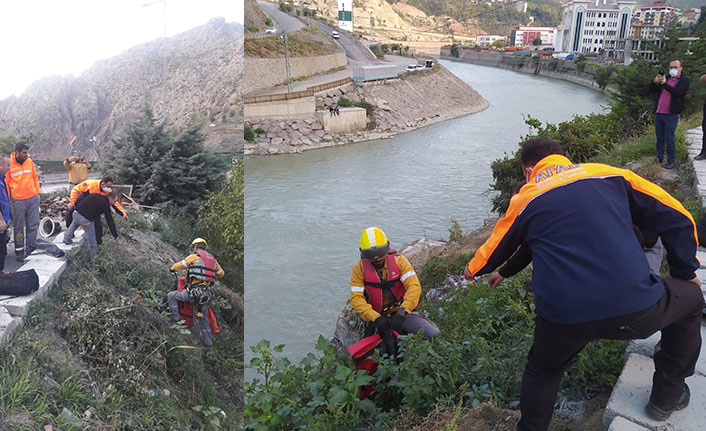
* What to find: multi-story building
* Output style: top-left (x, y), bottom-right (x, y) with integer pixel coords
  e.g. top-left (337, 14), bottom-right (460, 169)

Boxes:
top-left (634, 1), bottom-right (678, 27)
top-left (678, 8), bottom-right (701, 28)
top-left (476, 34), bottom-right (508, 47)
top-left (555, 0), bottom-right (637, 57)
top-left (509, 26), bottom-right (556, 47)
top-left (337, 0), bottom-right (353, 32)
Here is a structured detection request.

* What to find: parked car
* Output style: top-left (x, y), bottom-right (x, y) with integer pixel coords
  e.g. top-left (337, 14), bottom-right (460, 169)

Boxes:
top-left (265, 27), bottom-right (277, 34)
top-left (331, 30), bottom-right (339, 39)
top-left (405, 64), bottom-right (417, 71)
top-left (415, 64), bottom-right (425, 70)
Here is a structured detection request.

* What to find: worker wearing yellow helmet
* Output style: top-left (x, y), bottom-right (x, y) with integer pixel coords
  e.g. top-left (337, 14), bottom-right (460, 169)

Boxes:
top-left (349, 227), bottom-right (438, 340)
top-left (167, 237), bottom-right (225, 347)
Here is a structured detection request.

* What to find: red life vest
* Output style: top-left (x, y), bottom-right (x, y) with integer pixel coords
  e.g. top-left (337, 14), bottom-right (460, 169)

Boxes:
top-left (362, 250), bottom-right (406, 314)
top-left (176, 276), bottom-right (221, 334)
top-left (187, 250), bottom-right (217, 284)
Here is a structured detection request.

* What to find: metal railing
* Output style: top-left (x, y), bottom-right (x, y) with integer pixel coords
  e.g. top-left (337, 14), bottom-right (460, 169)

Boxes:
top-left (306, 77), bottom-right (352, 93)
top-left (244, 90), bottom-right (315, 104)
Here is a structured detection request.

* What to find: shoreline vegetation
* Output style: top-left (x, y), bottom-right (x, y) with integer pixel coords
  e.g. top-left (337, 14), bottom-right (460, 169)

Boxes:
top-left (244, 33), bottom-right (706, 428)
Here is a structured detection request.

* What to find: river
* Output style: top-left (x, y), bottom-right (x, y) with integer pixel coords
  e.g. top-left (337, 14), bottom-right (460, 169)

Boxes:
top-left (244, 59), bottom-right (609, 369)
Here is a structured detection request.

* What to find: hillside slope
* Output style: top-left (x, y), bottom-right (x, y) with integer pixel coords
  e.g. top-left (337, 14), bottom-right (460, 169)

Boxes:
top-left (0, 18), bottom-right (243, 159)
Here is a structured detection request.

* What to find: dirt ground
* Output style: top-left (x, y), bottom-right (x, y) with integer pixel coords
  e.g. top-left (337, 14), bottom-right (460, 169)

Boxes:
top-left (395, 393), bottom-right (610, 431)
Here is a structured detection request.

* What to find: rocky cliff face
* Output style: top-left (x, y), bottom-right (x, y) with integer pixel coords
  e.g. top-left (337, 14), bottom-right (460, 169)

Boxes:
top-left (0, 18), bottom-right (243, 159)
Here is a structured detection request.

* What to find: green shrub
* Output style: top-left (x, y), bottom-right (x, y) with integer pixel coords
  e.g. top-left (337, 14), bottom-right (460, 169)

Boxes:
top-left (244, 126), bottom-right (255, 143)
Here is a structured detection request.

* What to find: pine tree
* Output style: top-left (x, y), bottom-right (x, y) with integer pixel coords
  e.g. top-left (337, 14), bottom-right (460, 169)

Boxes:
top-left (102, 107), bottom-right (228, 211)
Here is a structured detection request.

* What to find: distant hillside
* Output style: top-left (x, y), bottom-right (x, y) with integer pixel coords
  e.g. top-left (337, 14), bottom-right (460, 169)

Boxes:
top-left (0, 18), bottom-right (243, 159)
top-left (311, 0), bottom-right (561, 37)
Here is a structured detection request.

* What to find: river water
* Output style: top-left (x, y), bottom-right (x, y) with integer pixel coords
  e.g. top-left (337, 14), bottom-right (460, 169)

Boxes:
top-left (244, 60), bottom-right (609, 367)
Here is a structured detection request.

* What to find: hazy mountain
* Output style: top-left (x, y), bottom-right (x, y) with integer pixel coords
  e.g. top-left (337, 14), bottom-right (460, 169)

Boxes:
top-left (0, 18), bottom-right (244, 159)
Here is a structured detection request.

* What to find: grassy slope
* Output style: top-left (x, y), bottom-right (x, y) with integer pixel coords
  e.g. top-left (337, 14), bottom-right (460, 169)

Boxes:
top-left (0, 220), bottom-right (243, 430)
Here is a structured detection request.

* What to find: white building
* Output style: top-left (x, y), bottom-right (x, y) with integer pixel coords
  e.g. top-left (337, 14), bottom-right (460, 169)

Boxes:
top-left (337, 0), bottom-right (353, 32)
top-left (554, 0), bottom-right (637, 55)
top-left (477, 34), bottom-right (508, 47)
top-left (634, 1), bottom-right (678, 28)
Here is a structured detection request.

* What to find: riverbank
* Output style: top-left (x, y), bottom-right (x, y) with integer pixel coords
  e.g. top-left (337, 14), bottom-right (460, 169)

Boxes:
top-left (440, 49), bottom-right (610, 93)
top-left (244, 64), bottom-right (488, 156)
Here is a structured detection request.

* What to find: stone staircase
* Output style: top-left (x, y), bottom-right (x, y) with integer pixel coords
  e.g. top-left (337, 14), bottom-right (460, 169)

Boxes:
top-left (603, 125), bottom-right (706, 430)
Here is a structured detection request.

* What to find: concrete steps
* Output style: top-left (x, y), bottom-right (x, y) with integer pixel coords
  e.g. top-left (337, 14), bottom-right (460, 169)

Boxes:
top-left (0, 229), bottom-right (85, 341)
top-left (603, 125), bottom-right (706, 430)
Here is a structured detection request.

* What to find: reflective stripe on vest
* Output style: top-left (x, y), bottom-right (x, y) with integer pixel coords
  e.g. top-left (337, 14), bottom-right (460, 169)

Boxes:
top-left (362, 250), bottom-right (406, 314)
top-left (186, 250), bottom-right (217, 283)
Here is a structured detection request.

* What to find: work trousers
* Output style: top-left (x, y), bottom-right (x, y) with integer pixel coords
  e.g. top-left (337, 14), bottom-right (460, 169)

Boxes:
top-left (364, 312), bottom-right (440, 340)
top-left (655, 113), bottom-right (679, 164)
top-left (702, 102), bottom-right (706, 153)
top-left (517, 276), bottom-right (704, 431)
top-left (11, 194), bottom-right (39, 257)
top-left (64, 212), bottom-right (98, 259)
top-left (167, 289), bottom-right (213, 347)
top-left (66, 208), bottom-right (104, 246)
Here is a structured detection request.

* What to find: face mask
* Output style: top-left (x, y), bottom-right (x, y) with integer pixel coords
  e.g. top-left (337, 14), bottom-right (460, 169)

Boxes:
top-left (102, 186), bottom-right (111, 193)
top-left (669, 69), bottom-right (679, 78)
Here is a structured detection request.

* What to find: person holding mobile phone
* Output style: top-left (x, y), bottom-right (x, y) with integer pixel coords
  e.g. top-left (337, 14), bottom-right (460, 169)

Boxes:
top-left (649, 59), bottom-right (690, 169)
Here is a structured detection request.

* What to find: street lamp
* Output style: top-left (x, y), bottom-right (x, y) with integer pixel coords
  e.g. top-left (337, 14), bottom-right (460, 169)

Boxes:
top-left (142, 0), bottom-right (167, 121)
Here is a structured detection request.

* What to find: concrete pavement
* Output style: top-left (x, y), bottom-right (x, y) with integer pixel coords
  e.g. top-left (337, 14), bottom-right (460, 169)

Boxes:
top-left (603, 124), bottom-right (706, 430)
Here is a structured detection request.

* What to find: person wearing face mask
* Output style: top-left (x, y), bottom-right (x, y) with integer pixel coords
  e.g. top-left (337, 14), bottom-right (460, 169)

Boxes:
top-left (649, 59), bottom-right (690, 170)
top-left (66, 176), bottom-right (128, 246)
top-left (5, 142), bottom-right (40, 261)
top-left (349, 227), bottom-right (439, 341)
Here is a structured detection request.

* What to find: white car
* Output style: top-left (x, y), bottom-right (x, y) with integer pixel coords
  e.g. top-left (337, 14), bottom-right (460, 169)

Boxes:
top-left (331, 30), bottom-right (339, 39)
top-left (415, 64), bottom-right (425, 70)
top-left (405, 64), bottom-right (418, 72)
top-left (265, 27), bottom-right (277, 34)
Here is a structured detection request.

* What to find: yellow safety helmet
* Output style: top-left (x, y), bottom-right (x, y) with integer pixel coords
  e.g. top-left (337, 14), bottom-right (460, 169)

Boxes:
top-left (359, 227), bottom-right (390, 260)
top-left (191, 238), bottom-right (208, 250)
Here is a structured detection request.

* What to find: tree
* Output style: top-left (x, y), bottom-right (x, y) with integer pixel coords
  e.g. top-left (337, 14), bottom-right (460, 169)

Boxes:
top-left (593, 65), bottom-right (615, 91)
top-left (198, 163), bottom-right (243, 292)
top-left (102, 107), bottom-right (228, 212)
top-left (533, 38), bottom-right (542, 46)
top-left (491, 39), bottom-right (505, 49)
top-left (0, 132), bottom-right (39, 154)
top-left (450, 43), bottom-right (459, 57)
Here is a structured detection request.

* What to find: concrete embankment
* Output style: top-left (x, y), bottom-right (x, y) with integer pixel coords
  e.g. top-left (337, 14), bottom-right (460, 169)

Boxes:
top-left (245, 65), bottom-right (488, 156)
top-left (440, 49), bottom-right (607, 93)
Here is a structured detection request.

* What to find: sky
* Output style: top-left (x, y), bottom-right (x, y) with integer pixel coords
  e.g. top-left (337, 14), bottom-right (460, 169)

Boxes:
top-left (0, 0), bottom-right (244, 100)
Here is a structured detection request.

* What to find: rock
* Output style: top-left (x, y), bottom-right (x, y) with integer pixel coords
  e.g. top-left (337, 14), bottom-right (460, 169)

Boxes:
top-left (310, 122), bottom-right (323, 130)
top-left (304, 118), bottom-right (316, 125)
top-left (323, 134), bottom-right (333, 141)
top-left (324, 97), bottom-right (334, 106)
top-left (270, 137), bottom-right (284, 146)
top-left (314, 130), bottom-right (325, 138)
top-left (291, 122), bottom-right (300, 130)
top-left (267, 147), bottom-right (281, 155)
top-left (301, 136), bottom-right (313, 146)
top-left (331, 305), bottom-right (367, 356)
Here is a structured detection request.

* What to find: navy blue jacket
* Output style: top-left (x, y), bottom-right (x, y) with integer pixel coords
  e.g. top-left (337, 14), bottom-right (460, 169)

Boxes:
top-left (468, 155), bottom-right (699, 324)
top-left (0, 173), bottom-right (11, 223)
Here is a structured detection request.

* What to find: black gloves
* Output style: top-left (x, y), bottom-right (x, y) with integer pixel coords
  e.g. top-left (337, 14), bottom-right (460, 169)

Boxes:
top-left (390, 312), bottom-right (406, 333)
top-left (374, 316), bottom-right (390, 334)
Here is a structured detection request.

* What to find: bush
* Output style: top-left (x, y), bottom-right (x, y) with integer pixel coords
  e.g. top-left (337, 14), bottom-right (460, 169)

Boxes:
top-left (244, 125), bottom-right (255, 142)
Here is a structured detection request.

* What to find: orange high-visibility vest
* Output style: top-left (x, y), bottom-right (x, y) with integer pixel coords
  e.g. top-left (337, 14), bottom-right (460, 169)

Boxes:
top-left (6, 152), bottom-right (39, 200)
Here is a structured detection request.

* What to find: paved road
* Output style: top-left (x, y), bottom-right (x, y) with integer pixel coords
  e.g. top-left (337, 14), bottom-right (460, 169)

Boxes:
top-left (258, 1), bottom-right (305, 34)
top-left (317, 21), bottom-right (379, 65)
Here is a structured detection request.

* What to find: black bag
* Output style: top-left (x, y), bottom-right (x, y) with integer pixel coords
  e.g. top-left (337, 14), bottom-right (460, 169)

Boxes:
top-left (36, 239), bottom-right (65, 258)
top-left (0, 270), bottom-right (39, 296)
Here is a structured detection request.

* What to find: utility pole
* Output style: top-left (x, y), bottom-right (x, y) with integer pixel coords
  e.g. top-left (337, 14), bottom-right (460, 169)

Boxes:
top-left (143, 0), bottom-right (168, 121)
top-left (370, 13), bottom-right (374, 38)
top-left (282, 34), bottom-right (292, 92)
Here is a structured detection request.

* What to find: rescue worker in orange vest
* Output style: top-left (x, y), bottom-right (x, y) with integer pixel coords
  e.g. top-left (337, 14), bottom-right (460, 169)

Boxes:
top-left (167, 238), bottom-right (225, 347)
top-left (6, 142), bottom-right (40, 261)
top-left (66, 176), bottom-right (128, 245)
top-left (350, 227), bottom-right (439, 342)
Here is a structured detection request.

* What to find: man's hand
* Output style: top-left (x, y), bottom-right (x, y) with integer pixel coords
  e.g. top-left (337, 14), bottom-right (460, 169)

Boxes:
top-left (689, 276), bottom-right (701, 288)
top-left (122, 214), bottom-right (129, 222)
top-left (0, 220), bottom-right (6, 233)
top-left (463, 266), bottom-right (474, 281)
top-left (67, 203), bottom-right (74, 211)
top-left (374, 315), bottom-right (390, 335)
top-left (114, 237), bottom-right (119, 242)
top-left (488, 272), bottom-right (505, 289)
top-left (654, 75), bottom-right (662, 84)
